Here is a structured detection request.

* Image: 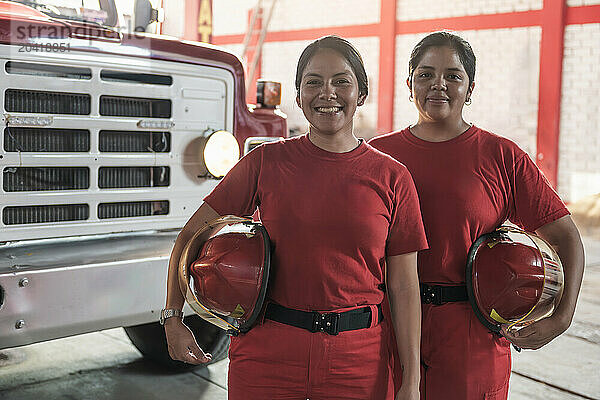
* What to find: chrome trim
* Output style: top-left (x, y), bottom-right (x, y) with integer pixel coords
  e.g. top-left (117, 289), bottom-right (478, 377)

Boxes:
top-left (243, 136), bottom-right (283, 155)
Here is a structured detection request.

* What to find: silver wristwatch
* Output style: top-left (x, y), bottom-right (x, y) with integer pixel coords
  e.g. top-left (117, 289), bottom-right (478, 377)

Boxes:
top-left (159, 308), bottom-right (184, 325)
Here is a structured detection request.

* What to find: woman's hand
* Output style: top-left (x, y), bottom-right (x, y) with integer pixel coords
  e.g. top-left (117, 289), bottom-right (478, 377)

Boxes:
top-left (501, 314), bottom-right (569, 350)
top-left (163, 202), bottom-right (220, 364)
top-left (164, 317), bottom-right (212, 364)
top-left (395, 383), bottom-right (420, 400)
top-left (502, 215), bottom-right (584, 350)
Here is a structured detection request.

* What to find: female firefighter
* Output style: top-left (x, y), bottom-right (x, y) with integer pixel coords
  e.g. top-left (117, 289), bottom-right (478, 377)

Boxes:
top-left (163, 36), bottom-right (428, 400)
top-left (369, 31), bottom-right (585, 399)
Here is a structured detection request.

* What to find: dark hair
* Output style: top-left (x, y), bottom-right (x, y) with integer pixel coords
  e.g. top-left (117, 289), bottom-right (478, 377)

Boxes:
top-left (408, 31), bottom-right (476, 88)
top-left (295, 35), bottom-right (368, 99)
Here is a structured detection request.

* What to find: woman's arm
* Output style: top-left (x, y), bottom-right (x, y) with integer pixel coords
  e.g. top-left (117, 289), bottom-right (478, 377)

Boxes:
top-left (387, 252), bottom-right (421, 400)
top-left (164, 202), bottom-right (221, 364)
top-left (502, 215), bottom-right (585, 349)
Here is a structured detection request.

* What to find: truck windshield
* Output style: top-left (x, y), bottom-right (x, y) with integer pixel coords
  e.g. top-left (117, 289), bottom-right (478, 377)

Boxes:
top-left (10, 0), bottom-right (118, 27)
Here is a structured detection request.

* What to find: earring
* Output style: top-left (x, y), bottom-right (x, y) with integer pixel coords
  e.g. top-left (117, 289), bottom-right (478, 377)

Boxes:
top-left (465, 98), bottom-right (472, 106)
top-left (409, 94), bottom-right (413, 102)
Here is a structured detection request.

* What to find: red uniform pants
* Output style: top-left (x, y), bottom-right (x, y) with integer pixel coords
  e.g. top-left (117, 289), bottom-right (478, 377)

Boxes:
top-left (228, 312), bottom-right (394, 400)
top-left (389, 301), bottom-right (511, 400)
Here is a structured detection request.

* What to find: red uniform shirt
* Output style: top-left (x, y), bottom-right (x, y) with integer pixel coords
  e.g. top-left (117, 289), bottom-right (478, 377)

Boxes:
top-left (204, 134), bottom-right (427, 311)
top-left (369, 125), bottom-right (569, 284)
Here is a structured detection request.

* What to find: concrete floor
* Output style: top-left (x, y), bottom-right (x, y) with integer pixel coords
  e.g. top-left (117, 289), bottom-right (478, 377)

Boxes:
top-left (0, 236), bottom-right (599, 400)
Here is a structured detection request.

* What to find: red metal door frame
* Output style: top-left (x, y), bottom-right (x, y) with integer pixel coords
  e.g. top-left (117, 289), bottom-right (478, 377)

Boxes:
top-left (536, 0), bottom-right (567, 188)
top-left (377, 0), bottom-right (397, 134)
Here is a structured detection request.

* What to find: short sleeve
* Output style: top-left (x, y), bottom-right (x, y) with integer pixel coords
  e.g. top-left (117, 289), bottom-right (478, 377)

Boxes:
top-left (508, 153), bottom-right (569, 231)
top-left (203, 145), bottom-right (263, 217)
top-left (386, 168), bottom-right (429, 256)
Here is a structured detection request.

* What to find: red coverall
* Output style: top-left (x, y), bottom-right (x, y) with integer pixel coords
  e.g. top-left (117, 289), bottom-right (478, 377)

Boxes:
top-left (204, 135), bottom-right (428, 399)
top-left (370, 126), bottom-right (569, 399)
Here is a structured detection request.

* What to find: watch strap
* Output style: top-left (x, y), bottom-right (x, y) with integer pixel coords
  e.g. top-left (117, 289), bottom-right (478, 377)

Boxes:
top-left (160, 308), bottom-right (184, 325)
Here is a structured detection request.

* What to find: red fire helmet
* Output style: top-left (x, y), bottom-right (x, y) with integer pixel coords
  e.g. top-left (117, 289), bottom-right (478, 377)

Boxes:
top-left (466, 226), bottom-right (564, 334)
top-left (178, 216), bottom-right (271, 335)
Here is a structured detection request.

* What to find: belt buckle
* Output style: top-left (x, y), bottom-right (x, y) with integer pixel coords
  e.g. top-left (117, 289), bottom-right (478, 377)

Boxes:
top-left (422, 285), bottom-right (443, 305)
top-left (312, 312), bottom-right (340, 335)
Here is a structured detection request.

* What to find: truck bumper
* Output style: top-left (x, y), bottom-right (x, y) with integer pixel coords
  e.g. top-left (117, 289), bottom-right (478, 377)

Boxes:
top-left (0, 231), bottom-right (182, 349)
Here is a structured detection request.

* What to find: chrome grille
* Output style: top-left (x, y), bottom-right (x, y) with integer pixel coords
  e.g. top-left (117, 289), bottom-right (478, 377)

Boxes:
top-left (0, 57), bottom-right (234, 236)
top-left (4, 127), bottom-right (90, 152)
top-left (100, 70), bottom-right (172, 86)
top-left (3, 167), bottom-right (89, 191)
top-left (98, 201), bottom-right (169, 219)
top-left (6, 62), bottom-right (92, 80)
top-left (98, 167), bottom-right (170, 188)
top-left (5, 89), bottom-right (91, 115)
top-left (3, 204), bottom-right (89, 225)
top-left (99, 131), bottom-right (170, 152)
top-left (99, 96), bottom-right (171, 118)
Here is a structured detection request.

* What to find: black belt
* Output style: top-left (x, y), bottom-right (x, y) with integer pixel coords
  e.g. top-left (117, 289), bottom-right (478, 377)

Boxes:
top-left (264, 302), bottom-right (383, 336)
top-left (420, 283), bottom-right (468, 305)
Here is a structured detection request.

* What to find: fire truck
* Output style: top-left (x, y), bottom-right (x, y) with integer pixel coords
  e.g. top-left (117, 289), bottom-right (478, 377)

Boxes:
top-left (0, 0), bottom-right (287, 368)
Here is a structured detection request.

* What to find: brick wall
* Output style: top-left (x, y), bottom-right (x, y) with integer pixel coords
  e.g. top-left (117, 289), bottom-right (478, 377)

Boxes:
top-left (260, 40), bottom-right (308, 133)
top-left (204, 0), bottom-right (600, 201)
top-left (393, 33), bottom-right (425, 131)
top-left (567, 0), bottom-right (600, 6)
top-left (396, 0), bottom-right (542, 20)
top-left (212, 0), bottom-right (253, 36)
top-left (213, 0), bottom-right (381, 36)
top-left (558, 23), bottom-right (600, 202)
top-left (268, 0), bottom-right (380, 32)
top-left (161, 0), bottom-right (186, 38)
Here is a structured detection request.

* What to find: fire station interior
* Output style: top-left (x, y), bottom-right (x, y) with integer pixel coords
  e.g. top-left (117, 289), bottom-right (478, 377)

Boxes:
top-left (0, 1), bottom-right (599, 399)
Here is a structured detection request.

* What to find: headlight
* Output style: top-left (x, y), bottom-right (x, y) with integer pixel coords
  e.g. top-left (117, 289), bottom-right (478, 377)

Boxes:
top-left (256, 80), bottom-right (281, 108)
top-left (203, 130), bottom-right (239, 178)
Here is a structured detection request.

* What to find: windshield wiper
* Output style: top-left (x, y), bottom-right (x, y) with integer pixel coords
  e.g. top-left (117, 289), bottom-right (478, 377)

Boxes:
top-left (10, 0), bottom-right (113, 27)
top-left (43, 12), bottom-right (107, 27)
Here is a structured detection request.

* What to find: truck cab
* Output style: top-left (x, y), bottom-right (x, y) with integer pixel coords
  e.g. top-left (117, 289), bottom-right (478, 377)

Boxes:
top-left (0, 0), bottom-right (286, 368)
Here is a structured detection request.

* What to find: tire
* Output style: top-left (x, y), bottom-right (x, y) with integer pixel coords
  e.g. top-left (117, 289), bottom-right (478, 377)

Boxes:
top-left (124, 314), bottom-right (230, 371)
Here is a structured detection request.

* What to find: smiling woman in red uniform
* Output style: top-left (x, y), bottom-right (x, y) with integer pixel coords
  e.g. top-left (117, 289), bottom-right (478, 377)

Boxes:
top-left (370, 31), bottom-right (585, 399)
top-left (163, 36), bottom-right (428, 400)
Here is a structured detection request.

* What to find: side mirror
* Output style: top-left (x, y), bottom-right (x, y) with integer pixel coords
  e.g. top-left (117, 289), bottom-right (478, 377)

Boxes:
top-left (134, 0), bottom-right (157, 32)
top-left (98, 0), bottom-right (118, 26)
top-left (256, 80), bottom-right (281, 108)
